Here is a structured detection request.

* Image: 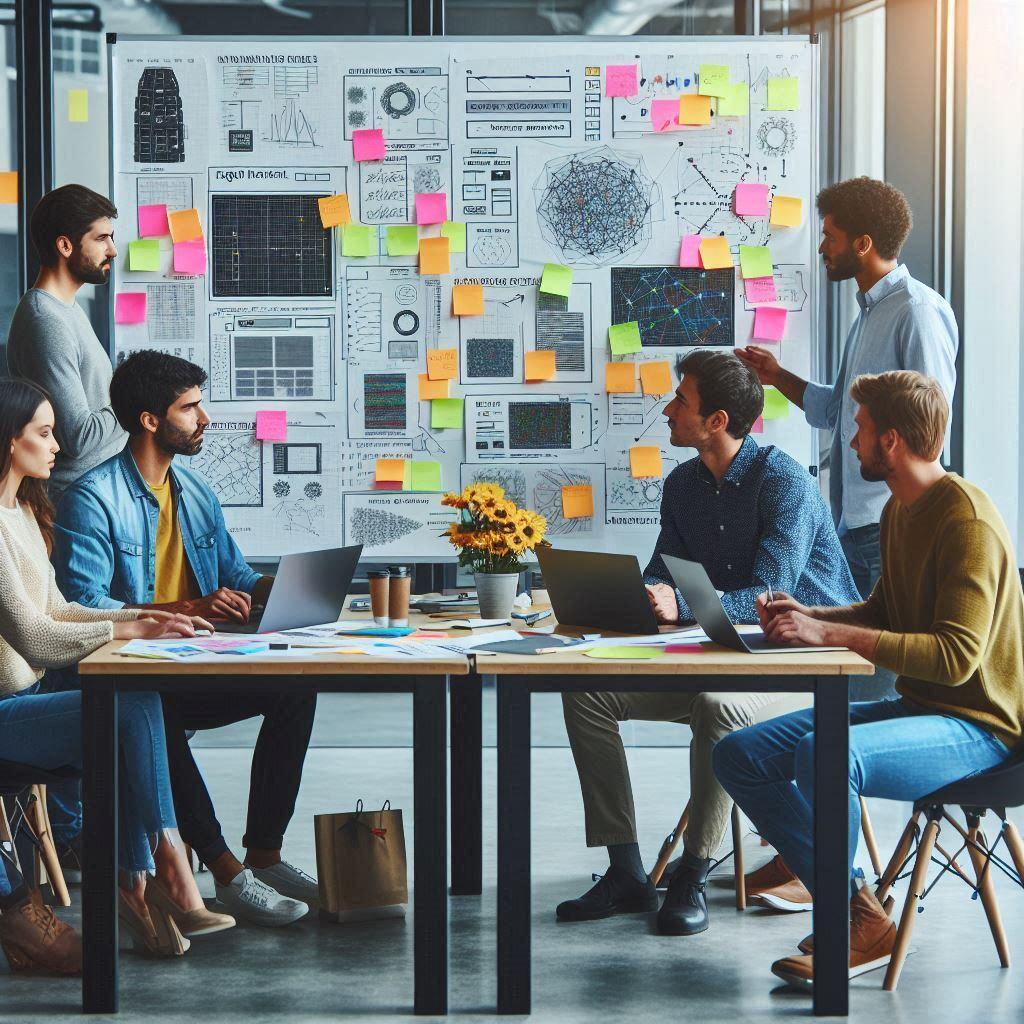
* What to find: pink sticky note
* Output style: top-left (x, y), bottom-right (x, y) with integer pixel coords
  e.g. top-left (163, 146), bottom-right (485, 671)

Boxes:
top-left (173, 240), bottom-right (206, 276)
top-left (744, 276), bottom-right (778, 303)
top-left (138, 204), bottom-right (169, 238)
top-left (415, 192), bottom-right (447, 226)
top-left (735, 183), bottom-right (771, 217)
top-left (352, 128), bottom-right (385, 162)
top-left (679, 235), bottom-right (703, 268)
top-left (750, 415), bottom-right (764, 434)
top-left (606, 64), bottom-right (638, 98)
top-left (651, 99), bottom-right (681, 132)
top-left (753, 306), bottom-right (787, 342)
top-left (255, 410), bottom-right (287, 441)
top-left (114, 292), bottom-right (146, 324)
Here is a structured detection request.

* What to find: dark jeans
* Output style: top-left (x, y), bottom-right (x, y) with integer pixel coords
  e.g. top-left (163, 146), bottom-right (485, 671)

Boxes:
top-left (39, 667), bottom-right (83, 847)
top-left (160, 690), bottom-right (317, 864)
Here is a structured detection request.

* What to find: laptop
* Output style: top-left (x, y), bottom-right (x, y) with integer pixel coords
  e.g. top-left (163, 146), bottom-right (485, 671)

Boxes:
top-left (660, 553), bottom-right (845, 654)
top-left (215, 544), bottom-right (363, 634)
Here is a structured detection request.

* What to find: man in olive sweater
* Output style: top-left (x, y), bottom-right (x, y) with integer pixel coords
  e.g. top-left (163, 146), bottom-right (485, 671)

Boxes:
top-left (713, 370), bottom-right (1023, 989)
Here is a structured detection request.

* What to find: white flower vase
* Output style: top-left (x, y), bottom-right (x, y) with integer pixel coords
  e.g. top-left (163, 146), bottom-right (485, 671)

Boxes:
top-left (474, 572), bottom-right (520, 621)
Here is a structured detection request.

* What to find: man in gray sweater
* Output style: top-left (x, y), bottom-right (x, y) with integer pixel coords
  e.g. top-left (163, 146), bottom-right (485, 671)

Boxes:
top-left (7, 184), bottom-right (127, 500)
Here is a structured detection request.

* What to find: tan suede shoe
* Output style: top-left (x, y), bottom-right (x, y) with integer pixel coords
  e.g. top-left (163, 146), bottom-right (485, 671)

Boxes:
top-left (0, 889), bottom-right (82, 974)
top-left (745, 855), bottom-right (813, 912)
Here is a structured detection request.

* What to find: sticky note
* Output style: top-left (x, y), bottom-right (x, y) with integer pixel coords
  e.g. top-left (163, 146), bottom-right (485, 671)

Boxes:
top-left (138, 204), bottom-right (169, 237)
top-left (767, 76), bottom-right (799, 111)
top-left (605, 64), bottom-right (638, 98)
top-left (452, 283), bottom-right (484, 316)
top-left (763, 387), bottom-right (791, 420)
top-left (609, 321), bottom-right (642, 355)
top-left (440, 220), bottom-right (466, 253)
top-left (525, 350), bottom-right (556, 381)
top-left (753, 306), bottom-right (788, 342)
top-left (68, 88), bottom-right (89, 123)
top-left (717, 82), bottom-right (749, 117)
top-left (739, 244), bottom-right (774, 279)
top-left (630, 446), bottom-right (663, 478)
top-left (255, 410), bottom-right (287, 441)
top-left (699, 64), bottom-right (730, 97)
top-left (415, 192), bottom-right (447, 226)
top-left (128, 239), bottom-right (160, 272)
top-left (173, 240), bottom-right (206, 276)
top-left (679, 234), bottom-right (703, 268)
top-left (744, 276), bottom-right (778, 304)
top-left (561, 485), bottom-right (594, 519)
top-left (584, 646), bottom-right (665, 660)
top-left (540, 263), bottom-right (572, 297)
top-left (750, 416), bottom-right (764, 434)
top-left (342, 224), bottom-right (375, 257)
top-left (419, 236), bottom-right (450, 275)
top-left (167, 208), bottom-right (202, 244)
top-left (0, 172), bottom-right (17, 204)
top-left (770, 195), bottom-right (803, 227)
top-left (698, 236), bottom-right (733, 270)
top-left (318, 193), bottom-right (351, 228)
top-left (651, 99), bottom-right (681, 132)
top-left (386, 225), bottom-right (419, 256)
top-left (431, 398), bottom-right (464, 429)
top-left (114, 292), bottom-right (146, 325)
top-left (605, 362), bottom-right (637, 393)
top-left (418, 373), bottom-right (449, 401)
top-left (678, 94), bottom-right (712, 125)
top-left (426, 348), bottom-right (458, 381)
top-left (408, 460), bottom-right (442, 491)
top-left (376, 458), bottom-right (406, 483)
top-left (640, 360), bottom-right (673, 396)
top-left (352, 128), bottom-right (385, 161)
top-left (735, 183), bottom-right (771, 217)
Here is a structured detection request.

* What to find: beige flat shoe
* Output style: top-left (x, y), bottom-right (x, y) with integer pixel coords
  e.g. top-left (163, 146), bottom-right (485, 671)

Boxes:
top-left (146, 879), bottom-right (235, 937)
top-left (118, 890), bottom-right (190, 957)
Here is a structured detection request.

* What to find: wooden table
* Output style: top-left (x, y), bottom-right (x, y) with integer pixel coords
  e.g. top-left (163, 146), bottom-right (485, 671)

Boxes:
top-left (77, 642), bottom-right (468, 1017)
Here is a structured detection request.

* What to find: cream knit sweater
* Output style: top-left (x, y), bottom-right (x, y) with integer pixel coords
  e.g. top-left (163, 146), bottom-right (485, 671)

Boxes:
top-left (0, 501), bottom-right (139, 696)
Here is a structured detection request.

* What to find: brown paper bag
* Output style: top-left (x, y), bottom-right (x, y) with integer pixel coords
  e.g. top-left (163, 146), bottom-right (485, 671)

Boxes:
top-left (314, 800), bottom-right (408, 923)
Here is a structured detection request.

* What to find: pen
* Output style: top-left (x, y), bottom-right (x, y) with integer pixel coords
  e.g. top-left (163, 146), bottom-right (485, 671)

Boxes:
top-left (766, 586), bottom-right (775, 608)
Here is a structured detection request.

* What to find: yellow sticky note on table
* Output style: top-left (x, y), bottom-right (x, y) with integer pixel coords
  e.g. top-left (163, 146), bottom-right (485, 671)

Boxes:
top-left (167, 208), bottom-right (202, 243)
top-left (426, 348), bottom-right (458, 381)
top-left (68, 89), bottom-right (89, 123)
top-left (699, 64), bottom-right (730, 98)
top-left (763, 387), bottom-right (791, 420)
top-left (605, 362), bottom-right (637, 394)
top-left (419, 236), bottom-right (450, 275)
top-left (540, 263), bottom-right (573, 297)
top-left (770, 195), bottom-right (803, 228)
top-left (0, 172), bottom-right (17, 204)
top-left (639, 360), bottom-right (673, 396)
top-left (767, 76), bottom-right (800, 111)
top-left (441, 221), bottom-right (466, 253)
top-left (407, 461), bottom-right (442, 491)
top-left (630, 446), bottom-right (663, 479)
top-left (608, 321), bottom-right (642, 355)
top-left (717, 82), bottom-right (748, 117)
top-left (698, 236), bottom-right (733, 270)
top-left (376, 458), bottom-right (406, 483)
top-left (452, 283), bottom-right (484, 316)
top-left (342, 224), bottom-right (375, 257)
top-left (525, 350), bottom-right (556, 382)
top-left (679, 94), bottom-right (713, 125)
top-left (317, 194), bottom-right (351, 228)
top-left (562, 485), bottom-right (594, 520)
top-left (418, 374), bottom-right (449, 401)
top-left (431, 398), bottom-right (464, 429)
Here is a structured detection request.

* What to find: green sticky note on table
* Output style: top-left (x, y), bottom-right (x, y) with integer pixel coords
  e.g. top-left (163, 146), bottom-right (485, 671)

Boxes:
top-left (440, 221), bottom-right (466, 253)
top-left (128, 238), bottom-right (160, 272)
top-left (717, 82), bottom-right (749, 117)
top-left (763, 387), bottom-right (791, 420)
top-left (583, 646), bottom-right (666, 660)
top-left (699, 64), bottom-right (730, 97)
top-left (767, 76), bottom-right (800, 110)
top-left (342, 224), bottom-right (375, 257)
top-left (540, 263), bottom-right (573, 297)
top-left (609, 321), bottom-right (643, 355)
top-left (431, 397), bottom-right (464, 429)
top-left (386, 225), bottom-right (419, 257)
top-left (739, 245), bottom-right (774, 280)
top-left (407, 460), bottom-right (442, 491)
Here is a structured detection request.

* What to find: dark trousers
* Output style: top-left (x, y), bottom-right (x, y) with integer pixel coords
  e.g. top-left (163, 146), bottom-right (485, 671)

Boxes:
top-left (160, 690), bottom-right (317, 864)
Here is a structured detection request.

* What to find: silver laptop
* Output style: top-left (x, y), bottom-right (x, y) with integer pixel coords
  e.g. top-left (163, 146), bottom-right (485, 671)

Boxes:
top-left (661, 553), bottom-right (845, 654)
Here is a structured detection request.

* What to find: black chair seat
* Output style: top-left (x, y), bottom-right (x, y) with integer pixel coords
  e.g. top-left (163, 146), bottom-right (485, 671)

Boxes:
top-left (915, 745), bottom-right (1024, 812)
top-left (0, 759), bottom-right (80, 798)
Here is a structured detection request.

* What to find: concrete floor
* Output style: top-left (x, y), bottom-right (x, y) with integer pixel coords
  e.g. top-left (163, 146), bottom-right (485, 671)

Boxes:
top-left (3, 693), bottom-right (1024, 1023)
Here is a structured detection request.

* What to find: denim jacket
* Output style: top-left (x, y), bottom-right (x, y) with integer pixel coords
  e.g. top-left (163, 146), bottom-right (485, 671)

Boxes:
top-left (53, 447), bottom-right (260, 609)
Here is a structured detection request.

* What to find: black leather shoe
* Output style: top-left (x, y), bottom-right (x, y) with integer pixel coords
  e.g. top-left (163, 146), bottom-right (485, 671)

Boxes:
top-left (556, 865), bottom-right (659, 922)
top-left (657, 865), bottom-right (710, 935)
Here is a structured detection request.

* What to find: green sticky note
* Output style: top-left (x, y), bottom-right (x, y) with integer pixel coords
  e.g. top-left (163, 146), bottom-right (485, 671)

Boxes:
top-left (739, 245), bottom-right (774, 280)
top-left (583, 646), bottom-right (666, 660)
top-left (431, 397), bottom-right (464, 429)
top-left (767, 76), bottom-right (799, 111)
top-left (609, 320), bottom-right (643, 355)
top-left (540, 263), bottom-right (573, 297)
top-left (386, 225), bottom-right (419, 257)
top-left (763, 387), bottom-right (791, 420)
top-left (128, 238), bottom-right (160, 272)
top-left (717, 82), bottom-right (748, 117)
top-left (440, 221), bottom-right (466, 253)
top-left (341, 224), bottom-right (375, 257)
top-left (408, 460), bottom-right (442, 491)
top-left (699, 64), bottom-right (730, 97)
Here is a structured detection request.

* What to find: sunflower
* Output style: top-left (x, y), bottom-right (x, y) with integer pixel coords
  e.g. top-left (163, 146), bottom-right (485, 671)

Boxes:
top-left (505, 529), bottom-right (528, 554)
top-left (441, 492), bottom-right (469, 509)
top-left (487, 499), bottom-right (516, 524)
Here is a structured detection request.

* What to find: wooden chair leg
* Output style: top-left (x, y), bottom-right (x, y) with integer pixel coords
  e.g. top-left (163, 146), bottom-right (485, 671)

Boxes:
top-left (731, 804), bottom-right (746, 910)
top-left (859, 797), bottom-right (883, 879)
top-left (1002, 821), bottom-right (1024, 884)
top-left (876, 811), bottom-right (920, 905)
top-left (650, 800), bottom-right (690, 887)
top-left (966, 819), bottom-right (1010, 968)
top-left (0, 796), bottom-right (19, 876)
top-left (29, 785), bottom-right (71, 908)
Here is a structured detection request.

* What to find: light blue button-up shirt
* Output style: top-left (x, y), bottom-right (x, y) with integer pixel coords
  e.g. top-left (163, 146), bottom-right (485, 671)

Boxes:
top-left (803, 264), bottom-right (958, 532)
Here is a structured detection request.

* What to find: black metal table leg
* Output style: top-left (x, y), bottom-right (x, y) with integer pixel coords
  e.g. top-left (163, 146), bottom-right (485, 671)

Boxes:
top-left (450, 671), bottom-right (483, 896)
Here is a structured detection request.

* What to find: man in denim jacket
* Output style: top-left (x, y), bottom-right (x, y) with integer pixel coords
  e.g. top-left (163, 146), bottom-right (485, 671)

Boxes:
top-left (54, 351), bottom-right (318, 927)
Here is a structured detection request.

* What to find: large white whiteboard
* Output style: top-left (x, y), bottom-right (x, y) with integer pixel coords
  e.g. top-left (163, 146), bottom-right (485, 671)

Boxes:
top-left (109, 35), bottom-right (820, 561)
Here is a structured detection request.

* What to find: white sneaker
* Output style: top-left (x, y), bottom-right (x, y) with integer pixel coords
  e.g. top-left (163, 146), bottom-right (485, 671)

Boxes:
top-left (214, 869), bottom-right (307, 927)
top-left (249, 860), bottom-right (320, 908)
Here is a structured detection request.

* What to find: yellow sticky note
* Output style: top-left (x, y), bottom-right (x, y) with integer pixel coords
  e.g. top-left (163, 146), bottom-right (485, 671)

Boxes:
top-left (699, 236), bottom-right (733, 270)
top-left (317, 194), bottom-right (351, 228)
top-left (525, 350), bottom-right (556, 382)
top-left (441, 221), bottom-right (466, 253)
top-left (767, 76), bottom-right (800, 111)
top-left (168, 208), bottom-right (203, 243)
top-left (426, 348), bottom-right (458, 381)
top-left (699, 64), bottom-right (730, 98)
top-left (639, 360), bottom-right (673, 396)
top-left (763, 387), bottom-right (791, 420)
top-left (562, 485), bottom-right (594, 520)
top-left (679, 94), bottom-right (713, 125)
top-left (431, 397), bottom-right (464, 429)
top-left (716, 82), bottom-right (749, 117)
top-left (452, 283), bottom-right (484, 316)
top-left (0, 172), bottom-right (17, 204)
top-left (770, 195), bottom-right (803, 228)
top-left (605, 362), bottom-right (637, 394)
top-left (630, 446), bottom-right (663, 479)
top-left (418, 373), bottom-right (449, 401)
top-left (419, 236), bottom-right (450, 275)
top-left (68, 89), bottom-right (89, 123)
top-left (376, 458), bottom-right (406, 483)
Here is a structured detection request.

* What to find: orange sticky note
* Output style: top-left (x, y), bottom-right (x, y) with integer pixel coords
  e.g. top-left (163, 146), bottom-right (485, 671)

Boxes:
top-left (525, 350), bottom-right (556, 382)
top-left (418, 373), bottom-right (449, 400)
top-left (605, 362), bottom-right (637, 394)
top-left (679, 94), bottom-right (713, 125)
top-left (376, 458), bottom-right (406, 483)
top-left (639, 361), bottom-right (673, 396)
top-left (167, 208), bottom-right (203, 243)
top-left (426, 348), bottom-right (458, 381)
top-left (318, 194), bottom-right (351, 228)
top-left (561, 485), bottom-right (594, 519)
top-left (419, 237), bottom-right (450, 275)
top-left (698, 236), bottom-right (733, 269)
top-left (630, 446), bottom-right (663, 478)
top-left (0, 172), bottom-right (17, 204)
top-left (452, 283), bottom-right (484, 316)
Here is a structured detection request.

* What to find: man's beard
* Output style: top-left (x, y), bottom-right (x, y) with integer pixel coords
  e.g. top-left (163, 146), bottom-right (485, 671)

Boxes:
top-left (824, 249), bottom-right (860, 282)
top-left (858, 444), bottom-right (890, 482)
top-left (69, 248), bottom-right (111, 286)
top-left (155, 420), bottom-right (204, 457)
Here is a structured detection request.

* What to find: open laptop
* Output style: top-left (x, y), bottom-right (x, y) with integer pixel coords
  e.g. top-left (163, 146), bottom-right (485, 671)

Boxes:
top-left (215, 544), bottom-right (363, 634)
top-left (661, 553), bottom-right (845, 654)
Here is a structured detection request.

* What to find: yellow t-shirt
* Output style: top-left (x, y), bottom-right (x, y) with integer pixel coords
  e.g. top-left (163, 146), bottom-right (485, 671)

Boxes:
top-left (148, 477), bottom-right (198, 604)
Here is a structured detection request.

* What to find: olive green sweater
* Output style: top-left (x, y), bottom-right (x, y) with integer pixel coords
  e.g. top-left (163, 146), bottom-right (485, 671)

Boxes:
top-left (854, 474), bottom-right (1024, 751)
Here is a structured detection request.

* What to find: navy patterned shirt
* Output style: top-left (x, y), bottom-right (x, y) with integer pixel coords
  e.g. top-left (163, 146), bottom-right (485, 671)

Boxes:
top-left (643, 435), bottom-right (859, 624)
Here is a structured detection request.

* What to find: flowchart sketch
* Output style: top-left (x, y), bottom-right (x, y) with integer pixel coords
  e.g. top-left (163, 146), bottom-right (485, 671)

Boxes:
top-left (134, 67), bottom-right (185, 163)
top-left (343, 267), bottom-right (441, 359)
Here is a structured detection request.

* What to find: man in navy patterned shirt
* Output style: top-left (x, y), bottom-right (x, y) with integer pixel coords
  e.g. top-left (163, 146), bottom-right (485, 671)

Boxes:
top-left (558, 351), bottom-right (858, 937)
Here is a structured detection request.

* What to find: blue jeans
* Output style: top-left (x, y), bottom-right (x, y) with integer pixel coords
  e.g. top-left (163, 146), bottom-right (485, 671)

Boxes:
top-left (712, 698), bottom-right (1010, 896)
top-left (0, 685), bottom-right (177, 878)
top-left (38, 667), bottom-right (82, 847)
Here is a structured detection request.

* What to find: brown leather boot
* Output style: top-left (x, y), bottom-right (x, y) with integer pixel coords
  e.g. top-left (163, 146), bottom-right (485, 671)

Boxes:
top-left (744, 855), bottom-right (813, 912)
top-left (0, 889), bottom-right (83, 974)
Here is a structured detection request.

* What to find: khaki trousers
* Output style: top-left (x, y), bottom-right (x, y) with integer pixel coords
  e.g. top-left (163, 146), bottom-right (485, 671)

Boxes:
top-left (562, 690), bottom-right (812, 859)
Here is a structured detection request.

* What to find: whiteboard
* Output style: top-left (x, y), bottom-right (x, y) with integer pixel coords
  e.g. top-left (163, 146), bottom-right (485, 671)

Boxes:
top-left (108, 36), bottom-right (820, 561)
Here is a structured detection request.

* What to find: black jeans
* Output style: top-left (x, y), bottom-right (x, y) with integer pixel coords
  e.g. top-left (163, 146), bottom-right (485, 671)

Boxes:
top-left (160, 690), bottom-right (317, 864)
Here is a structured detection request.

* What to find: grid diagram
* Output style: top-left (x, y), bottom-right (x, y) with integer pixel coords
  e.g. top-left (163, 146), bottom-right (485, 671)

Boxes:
top-left (509, 402), bottom-right (572, 449)
top-left (134, 67), bottom-right (185, 164)
top-left (145, 284), bottom-right (195, 343)
top-left (363, 373), bottom-right (406, 431)
top-left (232, 335), bottom-right (317, 399)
